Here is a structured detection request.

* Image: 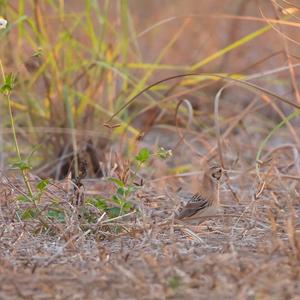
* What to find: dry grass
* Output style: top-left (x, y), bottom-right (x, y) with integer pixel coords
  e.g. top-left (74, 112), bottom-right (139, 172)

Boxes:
top-left (1, 1), bottom-right (300, 299)
top-left (1, 126), bottom-right (300, 299)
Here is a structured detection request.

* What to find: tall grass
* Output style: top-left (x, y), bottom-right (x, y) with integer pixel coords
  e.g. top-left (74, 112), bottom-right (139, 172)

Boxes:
top-left (1, 3), bottom-right (300, 298)
top-left (0, 1), bottom-right (299, 179)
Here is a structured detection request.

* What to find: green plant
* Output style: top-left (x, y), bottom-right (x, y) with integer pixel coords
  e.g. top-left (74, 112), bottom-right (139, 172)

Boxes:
top-left (0, 69), bottom-right (33, 197)
top-left (108, 146), bottom-right (171, 216)
top-left (168, 275), bottom-right (182, 290)
top-left (0, 16), bottom-right (34, 197)
top-left (16, 177), bottom-right (65, 228)
top-left (86, 146), bottom-right (172, 221)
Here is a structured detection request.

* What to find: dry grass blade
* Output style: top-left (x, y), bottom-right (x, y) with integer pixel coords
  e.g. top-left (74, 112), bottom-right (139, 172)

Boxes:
top-left (2, 2), bottom-right (300, 299)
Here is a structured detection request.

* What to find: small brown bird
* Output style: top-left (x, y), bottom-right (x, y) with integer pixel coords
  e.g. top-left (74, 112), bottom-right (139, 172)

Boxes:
top-left (175, 165), bottom-right (223, 224)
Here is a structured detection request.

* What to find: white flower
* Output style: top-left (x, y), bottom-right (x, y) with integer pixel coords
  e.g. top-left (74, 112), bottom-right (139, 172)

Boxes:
top-left (0, 17), bottom-right (7, 30)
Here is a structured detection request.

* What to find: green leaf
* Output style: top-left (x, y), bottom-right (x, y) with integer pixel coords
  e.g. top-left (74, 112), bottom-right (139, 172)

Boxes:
top-left (135, 148), bottom-right (151, 163)
top-left (86, 197), bottom-right (108, 211)
top-left (17, 194), bottom-right (31, 202)
top-left (36, 179), bottom-right (49, 191)
top-left (117, 187), bottom-right (126, 197)
top-left (111, 195), bottom-right (132, 211)
top-left (47, 209), bottom-right (65, 222)
top-left (21, 208), bottom-right (36, 220)
top-left (108, 177), bottom-right (125, 187)
top-left (122, 201), bottom-right (132, 212)
top-left (11, 160), bottom-right (31, 171)
top-left (106, 207), bottom-right (122, 218)
top-left (106, 204), bottom-right (132, 218)
top-left (117, 185), bottom-right (136, 197)
top-left (0, 73), bottom-right (16, 95)
top-left (112, 194), bottom-right (122, 204)
top-left (127, 185), bottom-right (136, 193)
top-left (168, 275), bottom-right (181, 290)
top-left (157, 147), bottom-right (172, 159)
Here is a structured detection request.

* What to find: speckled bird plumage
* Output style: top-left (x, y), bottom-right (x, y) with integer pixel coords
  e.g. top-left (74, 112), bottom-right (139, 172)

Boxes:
top-left (175, 165), bottom-right (223, 224)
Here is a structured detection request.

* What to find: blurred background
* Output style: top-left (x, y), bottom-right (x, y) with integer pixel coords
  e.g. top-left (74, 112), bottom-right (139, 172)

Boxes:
top-left (0, 0), bottom-right (299, 182)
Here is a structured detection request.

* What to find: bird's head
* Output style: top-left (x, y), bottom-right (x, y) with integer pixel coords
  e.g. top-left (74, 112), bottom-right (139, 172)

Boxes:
top-left (209, 165), bottom-right (223, 181)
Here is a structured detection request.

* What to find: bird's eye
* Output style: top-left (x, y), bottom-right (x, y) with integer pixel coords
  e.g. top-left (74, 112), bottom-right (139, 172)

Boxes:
top-left (211, 169), bottom-right (222, 179)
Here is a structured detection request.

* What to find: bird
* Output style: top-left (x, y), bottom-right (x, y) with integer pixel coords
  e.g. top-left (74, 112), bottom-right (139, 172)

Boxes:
top-left (174, 165), bottom-right (223, 224)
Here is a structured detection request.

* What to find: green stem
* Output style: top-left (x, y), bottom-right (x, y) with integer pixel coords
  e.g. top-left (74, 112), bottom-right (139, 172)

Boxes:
top-left (0, 60), bottom-right (33, 197)
top-left (7, 94), bottom-right (33, 196)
